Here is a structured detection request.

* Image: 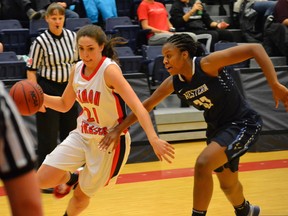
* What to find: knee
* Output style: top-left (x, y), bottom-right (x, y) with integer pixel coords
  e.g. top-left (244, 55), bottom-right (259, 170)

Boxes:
top-left (194, 156), bottom-right (213, 175)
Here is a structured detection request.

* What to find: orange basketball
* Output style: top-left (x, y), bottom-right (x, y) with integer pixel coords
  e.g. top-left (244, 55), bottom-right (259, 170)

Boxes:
top-left (9, 80), bottom-right (44, 116)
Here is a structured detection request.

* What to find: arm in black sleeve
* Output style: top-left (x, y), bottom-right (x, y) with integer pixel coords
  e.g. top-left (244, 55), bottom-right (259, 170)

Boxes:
top-left (202, 10), bottom-right (213, 28)
top-left (169, 1), bottom-right (187, 29)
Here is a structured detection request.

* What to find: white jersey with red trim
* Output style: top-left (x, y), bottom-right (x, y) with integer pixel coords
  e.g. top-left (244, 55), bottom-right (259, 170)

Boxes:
top-left (73, 57), bottom-right (127, 139)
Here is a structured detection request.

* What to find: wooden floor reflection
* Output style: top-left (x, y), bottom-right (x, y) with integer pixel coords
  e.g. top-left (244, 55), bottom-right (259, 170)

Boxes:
top-left (1, 141), bottom-right (288, 216)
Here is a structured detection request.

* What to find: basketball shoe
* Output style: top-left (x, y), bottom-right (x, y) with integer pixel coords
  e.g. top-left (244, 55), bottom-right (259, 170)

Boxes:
top-left (247, 204), bottom-right (260, 216)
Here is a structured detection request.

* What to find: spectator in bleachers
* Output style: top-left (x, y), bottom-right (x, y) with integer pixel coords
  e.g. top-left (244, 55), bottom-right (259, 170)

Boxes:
top-left (234, 0), bottom-right (277, 43)
top-left (26, 3), bottom-right (79, 183)
top-left (48, 1), bottom-right (80, 18)
top-left (0, 43), bottom-right (3, 53)
top-left (262, 0), bottom-right (288, 59)
top-left (0, 0), bottom-right (45, 21)
top-left (28, 1), bottom-right (80, 19)
top-left (169, 0), bottom-right (234, 52)
top-left (137, 0), bottom-right (197, 45)
top-left (81, 0), bottom-right (117, 25)
top-left (234, 0), bottom-right (277, 18)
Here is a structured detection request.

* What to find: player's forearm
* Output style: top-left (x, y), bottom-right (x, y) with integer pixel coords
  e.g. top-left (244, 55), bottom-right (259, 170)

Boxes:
top-left (114, 99), bottom-right (156, 134)
top-left (27, 70), bottom-right (37, 83)
top-left (43, 94), bottom-right (70, 112)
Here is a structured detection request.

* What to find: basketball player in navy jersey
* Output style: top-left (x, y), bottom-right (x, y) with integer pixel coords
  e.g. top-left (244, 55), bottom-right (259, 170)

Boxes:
top-left (99, 34), bottom-right (288, 216)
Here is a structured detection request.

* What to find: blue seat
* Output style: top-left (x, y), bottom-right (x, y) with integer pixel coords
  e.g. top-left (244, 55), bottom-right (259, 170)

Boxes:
top-left (105, 16), bottom-right (151, 54)
top-left (29, 19), bottom-right (48, 41)
top-left (115, 46), bottom-right (135, 56)
top-left (105, 16), bottom-right (133, 34)
top-left (0, 20), bottom-right (22, 29)
top-left (115, 46), bottom-right (144, 74)
top-left (0, 52), bottom-right (26, 86)
top-left (141, 45), bottom-right (168, 90)
top-left (151, 55), bottom-right (169, 86)
top-left (0, 51), bottom-right (19, 61)
top-left (141, 45), bottom-right (163, 76)
top-left (0, 20), bottom-right (29, 55)
top-left (114, 25), bottom-right (141, 52)
top-left (0, 29), bottom-right (30, 55)
top-left (65, 18), bottom-right (92, 32)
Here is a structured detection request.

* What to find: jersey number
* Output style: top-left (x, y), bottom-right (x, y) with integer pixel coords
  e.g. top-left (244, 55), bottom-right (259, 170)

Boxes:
top-left (193, 96), bottom-right (213, 109)
top-left (83, 107), bottom-right (100, 123)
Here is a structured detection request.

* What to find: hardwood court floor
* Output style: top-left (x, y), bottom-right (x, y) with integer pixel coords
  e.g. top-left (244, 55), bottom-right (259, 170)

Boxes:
top-left (1, 141), bottom-right (288, 216)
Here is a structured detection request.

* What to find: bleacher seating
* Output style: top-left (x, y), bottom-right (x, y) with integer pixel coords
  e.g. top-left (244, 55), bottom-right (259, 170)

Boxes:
top-left (65, 18), bottom-right (92, 31)
top-left (0, 20), bottom-right (29, 55)
top-left (115, 46), bottom-right (144, 74)
top-left (105, 16), bottom-right (149, 53)
top-left (0, 51), bottom-right (26, 86)
top-left (29, 19), bottom-right (48, 42)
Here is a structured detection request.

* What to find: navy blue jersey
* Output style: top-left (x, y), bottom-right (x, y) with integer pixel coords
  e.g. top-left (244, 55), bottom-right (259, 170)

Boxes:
top-left (173, 57), bottom-right (255, 133)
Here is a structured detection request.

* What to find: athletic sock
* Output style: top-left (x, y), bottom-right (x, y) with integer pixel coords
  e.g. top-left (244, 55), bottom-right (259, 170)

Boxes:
top-left (66, 172), bottom-right (79, 186)
top-left (192, 209), bottom-right (207, 216)
top-left (234, 200), bottom-right (250, 216)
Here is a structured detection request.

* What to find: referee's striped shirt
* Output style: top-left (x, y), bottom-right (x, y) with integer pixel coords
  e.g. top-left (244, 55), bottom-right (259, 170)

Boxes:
top-left (27, 28), bottom-right (79, 83)
top-left (0, 82), bottom-right (36, 180)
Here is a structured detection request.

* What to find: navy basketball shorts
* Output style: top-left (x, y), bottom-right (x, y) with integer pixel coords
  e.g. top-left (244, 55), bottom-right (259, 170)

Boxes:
top-left (208, 112), bottom-right (263, 173)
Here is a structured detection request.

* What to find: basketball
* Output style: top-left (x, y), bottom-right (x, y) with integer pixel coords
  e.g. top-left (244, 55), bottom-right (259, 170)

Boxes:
top-left (9, 80), bottom-right (44, 116)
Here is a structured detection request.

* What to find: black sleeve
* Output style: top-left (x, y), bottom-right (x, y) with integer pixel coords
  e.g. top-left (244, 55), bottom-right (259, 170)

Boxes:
top-left (201, 9), bottom-right (213, 28)
top-left (169, 1), bottom-right (187, 29)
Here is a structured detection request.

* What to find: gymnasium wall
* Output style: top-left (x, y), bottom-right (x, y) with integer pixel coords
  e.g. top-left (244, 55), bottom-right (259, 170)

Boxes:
top-left (238, 66), bottom-right (288, 152)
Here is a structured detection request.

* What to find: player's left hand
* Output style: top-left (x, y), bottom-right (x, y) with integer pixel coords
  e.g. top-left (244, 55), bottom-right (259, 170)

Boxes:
top-left (150, 138), bottom-right (175, 163)
top-left (99, 129), bottom-right (121, 152)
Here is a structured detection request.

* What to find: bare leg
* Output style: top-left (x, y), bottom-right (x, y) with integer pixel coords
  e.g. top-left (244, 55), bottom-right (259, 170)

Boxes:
top-left (216, 169), bottom-right (245, 206)
top-left (193, 142), bottom-right (228, 211)
top-left (37, 164), bottom-right (70, 189)
top-left (66, 185), bottom-right (90, 216)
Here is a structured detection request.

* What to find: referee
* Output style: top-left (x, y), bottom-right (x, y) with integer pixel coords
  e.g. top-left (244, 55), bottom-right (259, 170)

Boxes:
top-left (27, 3), bottom-right (79, 172)
top-left (0, 81), bottom-right (43, 215)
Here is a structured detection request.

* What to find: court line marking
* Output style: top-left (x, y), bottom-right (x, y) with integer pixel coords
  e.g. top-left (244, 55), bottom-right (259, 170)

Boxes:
top-left (0, 159), bottom-right (287, 196)
top-left (116, 159), bottom-right (288, 184)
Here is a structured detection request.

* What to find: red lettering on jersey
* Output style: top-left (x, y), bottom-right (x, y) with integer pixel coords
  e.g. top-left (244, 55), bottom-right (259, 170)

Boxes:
top-left (94, 91), bottom-right (100, 106)
top-left (81, 121), bottom-right (108, 135)
top-left (92, 107), bottom-right (99, 124)
top-left (81, 89), bottom-right (88, 103)
top-left (77, 89), bottom-right (101, 106)
top-left (88, 89), bottom-right (94, 104)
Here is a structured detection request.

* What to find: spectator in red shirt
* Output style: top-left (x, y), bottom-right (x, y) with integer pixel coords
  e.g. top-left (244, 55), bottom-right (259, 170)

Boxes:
top-left (137, 0), bottom-right (197, 45)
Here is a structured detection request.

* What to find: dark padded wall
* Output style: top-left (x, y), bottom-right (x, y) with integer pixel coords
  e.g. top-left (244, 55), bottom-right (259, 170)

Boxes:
top-left (239, 66), bottom-right (288, 152)
top-left (124, 73), bottom-right (159, 163)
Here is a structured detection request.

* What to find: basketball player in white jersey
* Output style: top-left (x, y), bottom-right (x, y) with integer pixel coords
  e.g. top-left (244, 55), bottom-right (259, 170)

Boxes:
top-left (36, 24), bottom-right (175, 216)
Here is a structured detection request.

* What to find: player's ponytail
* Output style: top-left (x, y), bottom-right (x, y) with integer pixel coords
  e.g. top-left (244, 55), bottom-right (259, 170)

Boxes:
top-left (76, 25), bottom-right (127, 65)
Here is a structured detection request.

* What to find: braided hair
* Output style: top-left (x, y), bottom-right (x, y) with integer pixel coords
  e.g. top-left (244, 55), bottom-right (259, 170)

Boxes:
top-left (164, 34), bottom-right (206, 58)
top-left (76, 25), bottom-right (127, 65)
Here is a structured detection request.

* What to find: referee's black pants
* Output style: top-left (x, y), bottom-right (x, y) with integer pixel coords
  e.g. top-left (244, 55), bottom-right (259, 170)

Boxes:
top-left (36, 77), bottom-right (78, 168)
